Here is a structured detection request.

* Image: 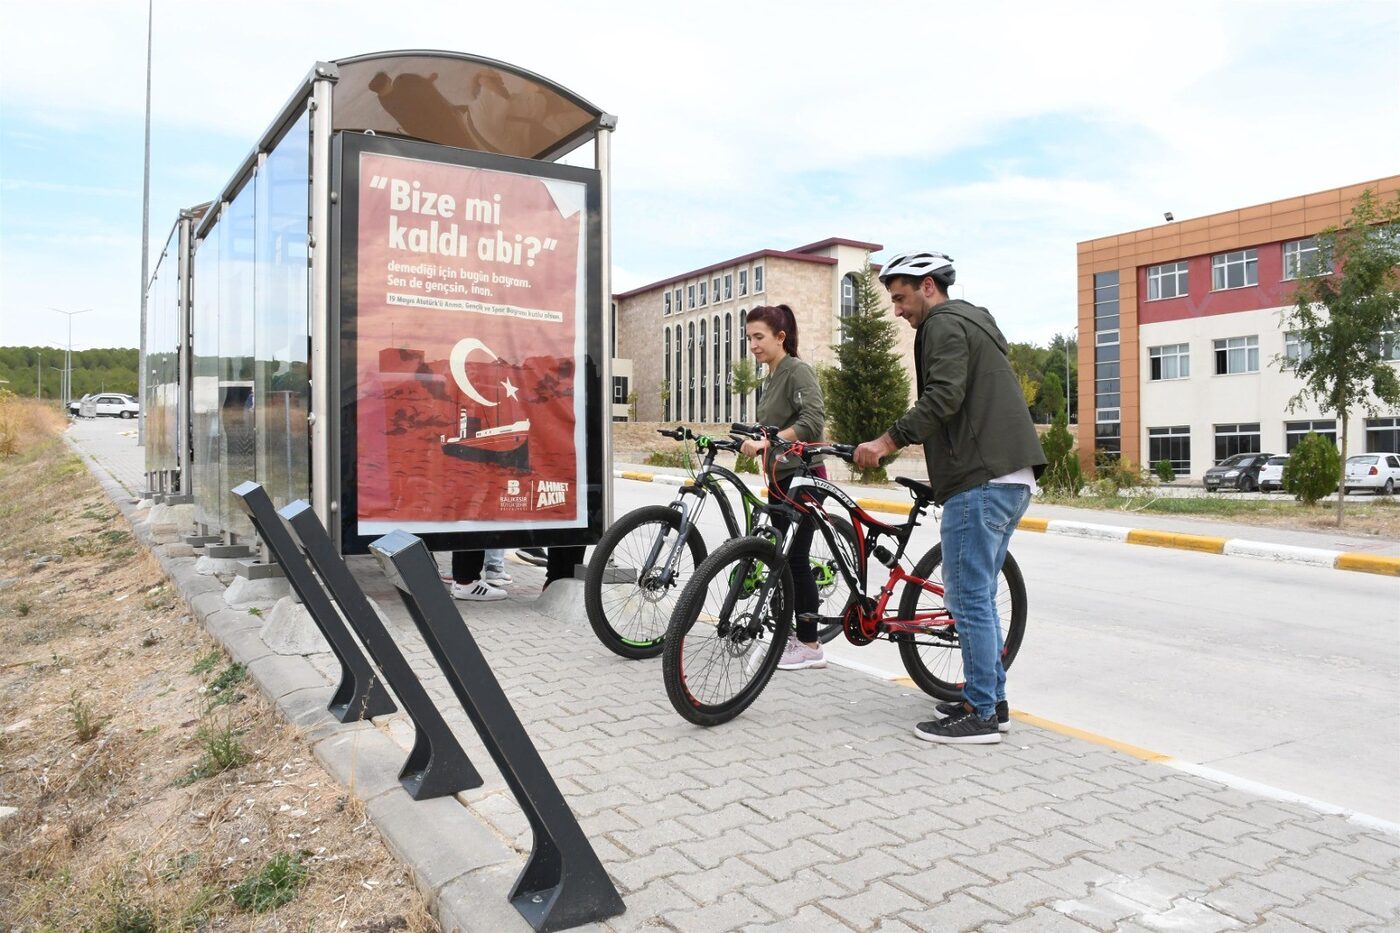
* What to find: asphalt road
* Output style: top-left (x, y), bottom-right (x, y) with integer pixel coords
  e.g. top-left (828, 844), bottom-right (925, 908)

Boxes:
top-left (608, 475), bottom-right (1400, 825)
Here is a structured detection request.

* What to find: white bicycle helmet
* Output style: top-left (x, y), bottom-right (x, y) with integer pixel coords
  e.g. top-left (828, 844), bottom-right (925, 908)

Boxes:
top-left (879, 251), bottom-right (956, 287)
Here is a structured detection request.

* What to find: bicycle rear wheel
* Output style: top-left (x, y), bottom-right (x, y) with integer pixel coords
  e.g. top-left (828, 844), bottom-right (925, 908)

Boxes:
top-left (811, 515), bottom-right (856, 644)
top-left (662, 537), bottom-right (794, 726)
top-left (584, 505), bottom-right (707, 659)
top-left (895, 544), bottom-right (1028, 701)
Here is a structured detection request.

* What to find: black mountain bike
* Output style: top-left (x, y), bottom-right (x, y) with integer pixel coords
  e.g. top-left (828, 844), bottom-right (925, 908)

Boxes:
top-left (584, 427), bottom-right (855, 659)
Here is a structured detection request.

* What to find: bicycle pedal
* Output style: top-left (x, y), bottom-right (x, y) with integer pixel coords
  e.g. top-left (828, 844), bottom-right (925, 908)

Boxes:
top-left (796, 612), bottom-right (822, 624)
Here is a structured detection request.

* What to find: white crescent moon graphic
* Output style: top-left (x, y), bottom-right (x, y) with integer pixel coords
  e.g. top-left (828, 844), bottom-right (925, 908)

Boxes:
top-left (449, 338), bottom-right (499, 407)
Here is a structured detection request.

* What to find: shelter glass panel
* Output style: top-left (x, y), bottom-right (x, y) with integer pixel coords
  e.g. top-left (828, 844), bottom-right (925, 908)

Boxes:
top-left (219, 182), bottom-right (258, 538)
top-left (255, 114), bottom-right (312, 509)
top-left (191, 228), bottom-right (221, 530)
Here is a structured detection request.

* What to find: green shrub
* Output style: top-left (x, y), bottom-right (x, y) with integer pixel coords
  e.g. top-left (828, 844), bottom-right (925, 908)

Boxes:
top-left (1093, 453), bottom-right (1146, 496)
top-left (644, 447), bottom-right (693, 469)
top-left (1284, 433), bottom-right (1340, 504)
top-left (1039, 411), bottom-right (1082, 496)
top-left (734, 452), bottom-right (760, 474)
top-left (1154, 459), bottom-right (1175, 484)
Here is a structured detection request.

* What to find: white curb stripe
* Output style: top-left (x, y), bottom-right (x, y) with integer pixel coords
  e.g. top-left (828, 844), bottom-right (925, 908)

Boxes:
top-left (1221, 539), bottom-right (1339, 568)
top-left (1045, 520), bottom-right (1131, 542)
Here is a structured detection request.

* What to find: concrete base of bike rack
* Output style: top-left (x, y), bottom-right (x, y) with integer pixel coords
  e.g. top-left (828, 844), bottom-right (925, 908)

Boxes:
top-left (224, 573), bottom-right (290, 610)
top-left (195, 555), bottom-right (246, 577)
top-left (259, 595), bottom-right (331, 656)
top-left (534, 578), bottom-right (587, 625)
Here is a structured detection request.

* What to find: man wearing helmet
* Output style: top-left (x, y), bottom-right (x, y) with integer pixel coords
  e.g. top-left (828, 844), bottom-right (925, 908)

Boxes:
top-left (854, 252), bottom-right (1045, 745)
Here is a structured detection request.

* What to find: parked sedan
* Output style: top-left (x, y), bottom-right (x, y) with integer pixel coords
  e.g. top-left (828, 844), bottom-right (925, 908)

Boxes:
top-left (1343, 453), bottom-right (1400, 495)
top-left (1258, 455), bottom-right (1289, 492)
top-left (1202, 452), bottom-right (1275, 492)
top-left (92, 393), bottom-right (140, 418)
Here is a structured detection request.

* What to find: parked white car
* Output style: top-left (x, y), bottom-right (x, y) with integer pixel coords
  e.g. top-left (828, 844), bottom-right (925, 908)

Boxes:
top-left (1259, 455), bottom-right (1289, 492)
top-left (74, 393), bottom-right (140, 419)
top-left (1343, 453), bottom-right (1400, 495)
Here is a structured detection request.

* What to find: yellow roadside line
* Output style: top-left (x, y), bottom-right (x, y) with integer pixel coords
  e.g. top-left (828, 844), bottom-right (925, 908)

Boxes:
top-left (1334, 552), bottom-right (1400, 576)
top-left (1124, 528), bottom-right (1228, 554)
top-left (886, 677), bottom-right (1170, 762)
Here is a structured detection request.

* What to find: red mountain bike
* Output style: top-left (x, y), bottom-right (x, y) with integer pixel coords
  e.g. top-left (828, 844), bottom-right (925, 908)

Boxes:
top-left (661, 424), bottom-right (1027, 727)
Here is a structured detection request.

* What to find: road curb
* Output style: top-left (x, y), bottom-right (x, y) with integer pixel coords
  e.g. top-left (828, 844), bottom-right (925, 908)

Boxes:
top-left (613, 468), bottom-right (1400, 576)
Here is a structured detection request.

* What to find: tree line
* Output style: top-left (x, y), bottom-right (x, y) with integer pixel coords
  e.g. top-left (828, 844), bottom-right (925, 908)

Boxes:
top-left (0, 347), bottom-right (139, 399)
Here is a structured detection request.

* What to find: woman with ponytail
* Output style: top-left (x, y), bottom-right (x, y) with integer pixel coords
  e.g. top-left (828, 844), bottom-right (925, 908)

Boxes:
top-left (738, 304), bottom-right (829, 671)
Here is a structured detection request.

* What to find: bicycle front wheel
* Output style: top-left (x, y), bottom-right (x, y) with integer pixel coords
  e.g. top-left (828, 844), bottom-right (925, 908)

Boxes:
top-left (895, 544), bottom-right (1028, 701)
top-left (662, 537), bottom-right (794, 726)
top-left (584, 505), bottom-right (708, 659)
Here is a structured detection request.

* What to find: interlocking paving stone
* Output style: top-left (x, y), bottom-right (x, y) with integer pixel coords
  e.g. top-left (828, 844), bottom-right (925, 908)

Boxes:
top-left (72, 425), bottom-right (1400, 933)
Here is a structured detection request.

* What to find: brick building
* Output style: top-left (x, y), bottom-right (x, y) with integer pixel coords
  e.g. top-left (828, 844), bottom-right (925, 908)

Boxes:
top-left (1076, 175), bottom-right (1400, 477)
top-left (613, 238), bottom-right (912, 424)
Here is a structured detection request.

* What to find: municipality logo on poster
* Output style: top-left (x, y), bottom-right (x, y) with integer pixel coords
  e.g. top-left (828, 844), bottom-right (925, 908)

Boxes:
top-left (535, 480), bottom-right (569, 510)
top-left (499, 478), bottom-right (530, 511)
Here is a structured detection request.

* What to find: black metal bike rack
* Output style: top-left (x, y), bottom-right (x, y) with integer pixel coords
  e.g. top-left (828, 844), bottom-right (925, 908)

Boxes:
top-left (369, 529), bottom-right (625, 932)
top-left (233, 482), bottom-right (396, 723)
top-left (278, 498), bottom-right (483, 801)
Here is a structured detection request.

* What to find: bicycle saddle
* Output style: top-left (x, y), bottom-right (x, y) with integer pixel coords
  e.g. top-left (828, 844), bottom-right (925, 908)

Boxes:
top-left (896, 476), bottom-right (936, 502)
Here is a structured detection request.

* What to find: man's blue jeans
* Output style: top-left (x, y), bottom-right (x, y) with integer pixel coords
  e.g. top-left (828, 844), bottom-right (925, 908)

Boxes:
top-left (939, 482), bottom-right (1032, 720)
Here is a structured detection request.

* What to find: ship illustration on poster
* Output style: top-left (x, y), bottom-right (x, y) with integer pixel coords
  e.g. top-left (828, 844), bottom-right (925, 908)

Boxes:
top-left (440, 337), bottom-right (531, 471)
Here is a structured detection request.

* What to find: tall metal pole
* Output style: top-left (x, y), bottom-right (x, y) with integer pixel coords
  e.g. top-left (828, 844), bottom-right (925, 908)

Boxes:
top-left (51, 308), bottom-right (90, 410)
top-left (596, 115), bottom-right (617, 526)
top-left (138, 0), bottom-right (153, 444)
top-left (36, 350), bottom-right (42, 398)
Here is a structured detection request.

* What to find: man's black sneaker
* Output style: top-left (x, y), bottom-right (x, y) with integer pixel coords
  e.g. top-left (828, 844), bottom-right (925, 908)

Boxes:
top-left (936, 699), bottom-right (1010, 733)
top-left (515, 547), bottom-right (548, 567)
top-left (914, 710), bottom-right (1002, 745)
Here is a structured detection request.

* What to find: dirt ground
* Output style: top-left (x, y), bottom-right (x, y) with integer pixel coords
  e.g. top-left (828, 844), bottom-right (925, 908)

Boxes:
top-left (0, 398), bottom-right (438, 932)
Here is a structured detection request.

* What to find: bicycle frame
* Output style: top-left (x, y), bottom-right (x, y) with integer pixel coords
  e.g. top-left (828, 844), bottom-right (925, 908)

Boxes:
top-left (769, 451), bottom-right (955, 643)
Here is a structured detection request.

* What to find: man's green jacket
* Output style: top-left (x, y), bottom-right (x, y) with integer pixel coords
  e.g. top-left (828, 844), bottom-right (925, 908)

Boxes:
top-left (888, 299), bottom-right (1047, 504)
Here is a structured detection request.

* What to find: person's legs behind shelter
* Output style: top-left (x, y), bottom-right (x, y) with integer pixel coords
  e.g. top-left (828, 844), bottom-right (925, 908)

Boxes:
top-left (450, 549), bottom-right (507, 602)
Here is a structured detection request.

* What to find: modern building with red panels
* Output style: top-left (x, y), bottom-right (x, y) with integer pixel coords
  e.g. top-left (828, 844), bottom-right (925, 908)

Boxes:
top-left (1075, 175), bottom-right (1400, 479)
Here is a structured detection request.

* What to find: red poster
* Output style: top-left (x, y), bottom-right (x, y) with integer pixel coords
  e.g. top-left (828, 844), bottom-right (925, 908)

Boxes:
top-left (353, 151), bottom-right (588, 535)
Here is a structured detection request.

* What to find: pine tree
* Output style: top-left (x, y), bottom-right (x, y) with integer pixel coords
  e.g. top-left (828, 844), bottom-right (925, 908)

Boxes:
top-left (821, 267), bottom-right (911, 483)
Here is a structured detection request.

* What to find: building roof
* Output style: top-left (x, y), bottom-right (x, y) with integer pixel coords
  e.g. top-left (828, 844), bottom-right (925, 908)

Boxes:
top-left (613, 237), bottom-right (883, 300)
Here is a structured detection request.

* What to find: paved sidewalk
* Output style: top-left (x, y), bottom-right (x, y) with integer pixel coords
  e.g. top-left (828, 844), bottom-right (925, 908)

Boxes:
top-left (72, 423), bottom-right (1400, 932)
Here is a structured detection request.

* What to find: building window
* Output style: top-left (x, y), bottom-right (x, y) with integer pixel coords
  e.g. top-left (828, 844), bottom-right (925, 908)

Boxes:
top-left (1148, 426), bottom-right (1191, 475)
top-left (664, 291), bottom-right (671, 315)
top-left (1214, 423), bottom-right (1261, 462)
top-left (1147, 261), bottom-right (1189, 300)
top-left (1284, 332), bottom-right (1313, 365)
top-left (1374, 328), bottom-right (1400, 362)
top-left (723, 273), bottom-right (732, 301)
top-left (724, 313), bottom-right (733, 422)
top-left (663, 329), bottom-right (671, 421)
top-left (1095, 420), bottom-right (1121, 459)
top-left (1283, 237), bottom-right (1331, 280)
top-left (699, 319), bottom-right (707, 421)
top-left (1213, 335), bottom-right (1259, 375)
top-left (698, 281), bottom-right (707, 307)
top-left (1211, 249), bottom-right (1258, 290)
top-left (841, 274), bottom-right (857, 318)
top-left (712, 315), bottom-right (721, 419)
top-left (738, 269), bottom-right (748, 297)
top-left (1096, 330), bottom-right (1119, 347)
top-left (674, 287), bottom-right (682, 312)
top-left (1148, 343), bottom-right (1190, 381)
top-left (687, 322), bottom-right (695, 419)
top-left (1366, 417), bottom-right (1400, 453)
top-left (711, 277), bottom-right (721, 304)
top-left (673, 325), bottom-right (682, 419)
top-left (1094, 270), bottom-right (1119, 332)
top-left (754, 263), bottom-right (764, 293)
top-left (687, 284), bottom-right (695, 310)
top-left (613, 376), bottom-right (628, 404)
top-left (1285, 419), bottom-right (1337, 452)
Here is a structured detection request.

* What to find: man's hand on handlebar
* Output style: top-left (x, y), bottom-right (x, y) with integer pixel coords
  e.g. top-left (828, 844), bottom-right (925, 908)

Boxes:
top-left (853, 433), bottom-right (898, 470)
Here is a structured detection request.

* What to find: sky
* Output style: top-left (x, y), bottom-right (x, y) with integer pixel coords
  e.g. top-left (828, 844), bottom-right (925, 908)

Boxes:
top-left (1, 0), bottom-right (1398, 352)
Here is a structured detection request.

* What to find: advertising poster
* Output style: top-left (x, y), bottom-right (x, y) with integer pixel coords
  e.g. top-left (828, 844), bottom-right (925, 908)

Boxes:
top-left (337, 135), bottom-right (601, 550)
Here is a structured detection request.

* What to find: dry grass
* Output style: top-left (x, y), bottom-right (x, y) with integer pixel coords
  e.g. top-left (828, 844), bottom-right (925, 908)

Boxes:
top-left (0, 411), bottom-right (438, 931)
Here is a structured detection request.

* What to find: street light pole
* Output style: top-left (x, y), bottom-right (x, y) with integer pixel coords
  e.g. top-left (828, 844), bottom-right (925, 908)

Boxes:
top-left (50, 308), bottom-right (91, 410)
top-left (138, 0), bottom-right (153, 445)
